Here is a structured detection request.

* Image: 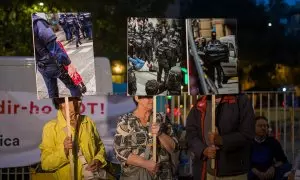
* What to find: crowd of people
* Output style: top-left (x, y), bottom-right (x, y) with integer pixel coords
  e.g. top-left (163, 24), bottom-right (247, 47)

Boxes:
top-left (127, 18), bottom-right (184, 96)
top-left (38, 95), bottom-right (300, 180)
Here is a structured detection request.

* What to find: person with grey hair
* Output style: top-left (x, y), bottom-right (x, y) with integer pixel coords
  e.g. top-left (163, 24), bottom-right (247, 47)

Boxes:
top-left (113, 96), bottom-right (179, 180)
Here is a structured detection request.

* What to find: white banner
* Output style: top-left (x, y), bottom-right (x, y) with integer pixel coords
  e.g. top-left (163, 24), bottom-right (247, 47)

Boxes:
top-left (0, 91), bottom-right (136, 168)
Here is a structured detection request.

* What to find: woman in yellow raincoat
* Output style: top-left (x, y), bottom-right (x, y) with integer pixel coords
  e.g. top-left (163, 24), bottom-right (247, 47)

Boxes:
top-left (39, 97), bottom-right (108, 180)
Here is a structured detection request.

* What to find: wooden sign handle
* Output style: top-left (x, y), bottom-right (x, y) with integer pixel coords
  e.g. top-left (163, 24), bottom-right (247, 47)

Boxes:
top-left (65, 97), bottom-right (74, 180)
top-left (211, 95), bottom-right (216, 170)
top-left (152, 96), bottom-right (157, 163)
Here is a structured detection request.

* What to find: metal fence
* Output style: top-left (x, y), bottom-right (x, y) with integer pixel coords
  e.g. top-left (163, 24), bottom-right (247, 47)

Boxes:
top-left (1, 91), bottom-right (298, 179)
top-left (0, 167), bottom-right (31, 180)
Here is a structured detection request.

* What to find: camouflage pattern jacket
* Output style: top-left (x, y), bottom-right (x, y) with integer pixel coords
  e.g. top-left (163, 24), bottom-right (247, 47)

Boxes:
top-left (113, 112), bottom-right (179, 180)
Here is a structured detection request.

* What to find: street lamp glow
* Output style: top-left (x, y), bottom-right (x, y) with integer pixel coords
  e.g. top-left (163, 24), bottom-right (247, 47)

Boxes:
top-left (39, 2), bottom-right (44, 6)
top-left (268, 22), bottom-right (272, 27)
top-left (283, 87), bottom-right (287, 92)
top-left (113, 65), bottom-right (122, 74)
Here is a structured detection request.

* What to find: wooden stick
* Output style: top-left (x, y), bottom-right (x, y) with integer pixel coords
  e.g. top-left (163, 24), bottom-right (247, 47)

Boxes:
top-left (153, 96), bottom-right (157, 163)
top-left (211, 95), bottom-right (216, 171)
top-left (65, 97), bottom-right (74, 180)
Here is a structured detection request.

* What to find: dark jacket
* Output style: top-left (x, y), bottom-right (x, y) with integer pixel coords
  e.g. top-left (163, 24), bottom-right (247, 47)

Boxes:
top-left (186, 94), bottom-right (255, 179)
top-left (250, 136), bottom-right (288, 172)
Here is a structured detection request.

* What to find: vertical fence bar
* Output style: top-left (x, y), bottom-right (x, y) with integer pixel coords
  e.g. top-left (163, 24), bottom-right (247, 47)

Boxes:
top-left (165, 96), bottom-right (168, 113)
top-left (171, 96), bottom-right (175, 123)
top-left (7, 168), bottom-right (10, 180)
top-left (15, 168), bottom-right (17, 180)
top-left (184, 93), bottom-right (187, 127)
top-left (178, 96), bottom-right (180, 125)
top-left (260, 93), bottom-right (263, 116)
top-left (292, 92), bottom-right (295, 160)
top-left (22, 167), bottom-right (24, 180)
top-left (190, 95), bottom-right (193, 110)
top-left (276, 93), bottom-right (279, 140)
top-left (267, 93), bottom-right (270, 125)
top-left (160, 96), bottom-right (163, 113)
top-left (252, 92), bottom-right (255, 109)
top-left (284, 93), bottom-right (287, 153)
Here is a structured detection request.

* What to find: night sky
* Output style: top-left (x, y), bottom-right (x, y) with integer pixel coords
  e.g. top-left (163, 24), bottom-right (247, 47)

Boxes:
top-left (267, 0), bottom-right (297, 5)
top-left (284, 0), bottom-right (296, 5)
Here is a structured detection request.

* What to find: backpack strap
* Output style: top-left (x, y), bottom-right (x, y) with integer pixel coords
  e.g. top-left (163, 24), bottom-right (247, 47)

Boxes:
top-left (196, 96), bottom-right (208, 180)
top-left (196, 96), bottom-right (208, 145)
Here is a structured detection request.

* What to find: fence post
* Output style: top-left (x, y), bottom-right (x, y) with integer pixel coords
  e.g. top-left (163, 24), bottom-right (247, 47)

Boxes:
top-left (276, 93), bottom-right (279, 140)
top-left (284, 93), bottom-right (287, 154)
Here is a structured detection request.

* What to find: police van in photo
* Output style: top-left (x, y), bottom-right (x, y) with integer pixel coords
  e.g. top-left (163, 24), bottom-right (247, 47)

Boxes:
top-left (219, 35), bottom-right (238, 84)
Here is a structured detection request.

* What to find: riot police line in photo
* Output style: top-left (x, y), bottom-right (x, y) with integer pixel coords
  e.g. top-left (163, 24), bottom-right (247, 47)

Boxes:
top-left (127, 17), bottom-right (186, 96)
top-left (32, 12), bottom-right (96, 99)
top-left (58, 12), bottom-right (93, 48)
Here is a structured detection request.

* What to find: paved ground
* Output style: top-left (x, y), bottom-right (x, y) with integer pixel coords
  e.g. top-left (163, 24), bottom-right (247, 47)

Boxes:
top-left (36, 30), bottom-right (96, 99)
top-left (216, 78), bottom-right (239, 94)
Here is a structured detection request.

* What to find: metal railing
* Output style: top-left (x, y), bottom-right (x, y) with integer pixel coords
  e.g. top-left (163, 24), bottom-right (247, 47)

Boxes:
top-left (0, 167), bottom-right (30, 180)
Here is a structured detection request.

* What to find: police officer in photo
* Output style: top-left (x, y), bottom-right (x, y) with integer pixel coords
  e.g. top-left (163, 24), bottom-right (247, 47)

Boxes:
top-left (156, 38), bottom-right (171, 83)
top-left (147, 22), bottom-right (155, 49)
top-left (134, 34), bottom-right (143, 59)
top-left (66, 13), bottom-right (82, 48)
top-left (168, 37), bottom-right (181, 68)
top-left (32, 13), bottom-right (81, 98)
top-left (82, 12), bottom-right (93, 40)
top-left (58, 14), bottom-right (70, 41)
top-left (142, 30), bottom-right (152, 64)
top-left (167, 28), bottom-right (175, 42)
top-left (206, 29), bottom-right (223, 88)
top-left (77, 12), bottom-right (87, 39)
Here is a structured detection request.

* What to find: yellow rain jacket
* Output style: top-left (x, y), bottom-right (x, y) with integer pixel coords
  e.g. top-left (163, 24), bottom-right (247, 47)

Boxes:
top-left (39, 110), bottom-right (107, 180)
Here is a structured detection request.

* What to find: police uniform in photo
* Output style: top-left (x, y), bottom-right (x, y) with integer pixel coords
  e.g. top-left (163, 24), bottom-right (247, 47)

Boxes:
top-left (147, 22), bottom-right (155, 49)
top-left (166, 66), bottom-right (182, 96)
top-left (77, 12), bottom-right (87, 39)
top-left (154, 25), bottom-right (164, 45)
top-left (127, 67), bottom-right (137, 95)
top-left (134, 34), bottom-right (143, 59)
top-left (174, 32), bottom-right (181, 47)
top-left (168, 37), bottom-right (181, 68)
top-left (114, 112), bottom-right (179, 180)
top-left (206, 30), bottom-right (223, 88)
top-left (82, 12), bottom-right (93, 40)
top-left (167, 28), bottom-right (175, 42)
top-left (67, 14), bottom-right (82, 47)
top-left (142, 28), bottom-right (153, 63)
top-left (58, 14), bottom-right (70, 41)
top-left (128, 25), bottom-right (135, 58)
top-left (197, 37), bottom-right (207, 60)
top-left (32, 14), bottom-right (81, 98)
top-left (156, 38), bottom-right (171, 83)
top-left (65, 14), bottom-right (74, 40)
